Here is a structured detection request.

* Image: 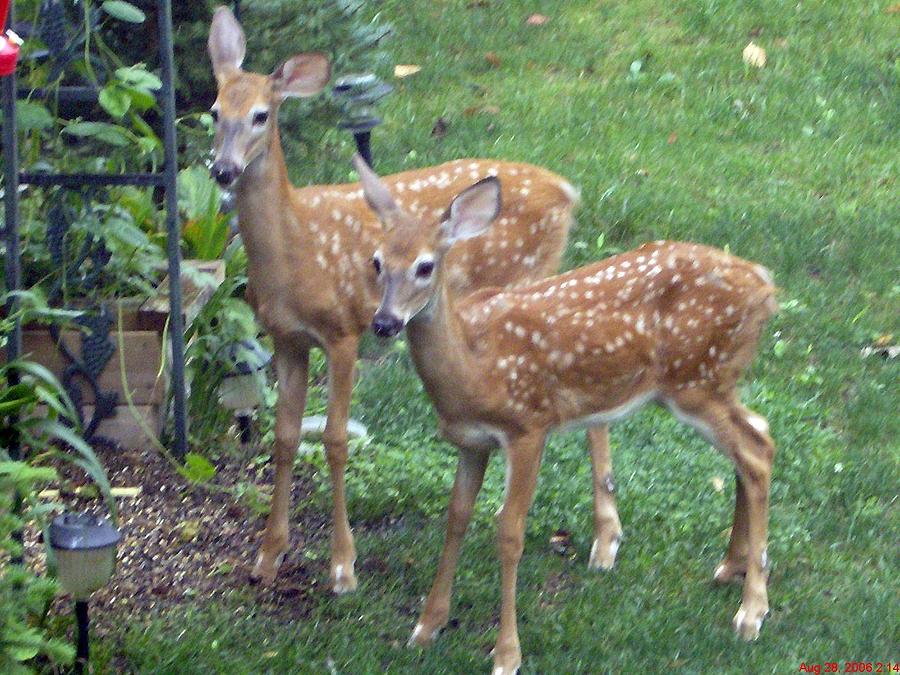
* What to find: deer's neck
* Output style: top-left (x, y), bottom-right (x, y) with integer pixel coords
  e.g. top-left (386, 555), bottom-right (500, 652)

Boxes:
top-left (233, 128), bottom-right (295, 275)
top-left (406, 283), bottom-right (481, 421)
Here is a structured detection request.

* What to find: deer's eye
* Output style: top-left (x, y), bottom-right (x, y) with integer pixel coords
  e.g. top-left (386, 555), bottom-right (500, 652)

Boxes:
top-left (372, 256), bottom-right (382, 275)
top-left (210, 109), bottom-right (219, 123)
top-left (415, 260), bottom-right (435, 279)
top-left (252, 110), bottom-right (269, 126)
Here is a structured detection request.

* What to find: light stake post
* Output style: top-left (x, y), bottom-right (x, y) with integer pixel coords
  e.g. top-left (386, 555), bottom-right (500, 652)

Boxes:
top-left (49, 513), bottom-right (121, 675)
top-left (332, 73), bottom-right (393, 167)
top-left (218, 339), bottom-right (272, 444)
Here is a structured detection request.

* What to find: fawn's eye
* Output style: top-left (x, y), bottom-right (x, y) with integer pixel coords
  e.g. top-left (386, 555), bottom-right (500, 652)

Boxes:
top-left (210, 109), bottom-right (219, 123)
top-left (415, 260), bottom-right (435, 279)
top-left (372, 256), bottom-right (382, 275)
top-left (252, 110), bottom-right (269, 126)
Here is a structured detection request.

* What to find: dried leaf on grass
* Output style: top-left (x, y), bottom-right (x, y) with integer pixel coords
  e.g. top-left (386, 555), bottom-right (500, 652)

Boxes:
top-left (485, 51), bottom-right (502, 67)
top-left (394, 64), bottom-right (422, 78)
top-left (742, 42), bottom-right (767, 68)
top-left (526, 14), bottom-right (550, 26)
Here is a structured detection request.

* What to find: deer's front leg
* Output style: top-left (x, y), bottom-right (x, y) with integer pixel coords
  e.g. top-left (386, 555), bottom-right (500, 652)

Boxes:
top-left (587, 425), bottom-right (623, 570)
top-left (493, 434), bottom-right (545, 675)
top-left (410, 448), bottom-right (489, 647)
top-left (323, 336), bottom-right (360, 594)
top-left (252, 342), bottom-right (310, 584)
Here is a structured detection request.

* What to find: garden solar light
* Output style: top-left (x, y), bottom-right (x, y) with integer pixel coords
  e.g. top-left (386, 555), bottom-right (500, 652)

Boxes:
top-left (49, 512), bottom-right (121, 674)
top-left (219, 339), bottom-right (272, 443)
top-left (332, 72), bottom-right (393, 167)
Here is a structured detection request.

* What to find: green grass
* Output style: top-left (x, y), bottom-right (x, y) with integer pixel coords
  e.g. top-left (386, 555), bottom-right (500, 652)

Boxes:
top-left (96, 0), bottom-right (897, 672)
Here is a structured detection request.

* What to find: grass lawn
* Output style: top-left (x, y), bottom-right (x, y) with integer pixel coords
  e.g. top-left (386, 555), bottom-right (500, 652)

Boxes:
top-left (94, 0), bottom-right (896, 672)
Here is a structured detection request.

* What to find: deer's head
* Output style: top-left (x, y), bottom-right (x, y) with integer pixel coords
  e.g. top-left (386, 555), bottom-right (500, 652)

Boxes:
top-left (207, 6), bottom-right (331, 189)
top-left (352, 155), bottom-right (502, 338)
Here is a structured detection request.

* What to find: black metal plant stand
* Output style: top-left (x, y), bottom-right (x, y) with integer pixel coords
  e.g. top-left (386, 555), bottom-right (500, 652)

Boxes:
top-left (1, 0), bottom-right (188, 458)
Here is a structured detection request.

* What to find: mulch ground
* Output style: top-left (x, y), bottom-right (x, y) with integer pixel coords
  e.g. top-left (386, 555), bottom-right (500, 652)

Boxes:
top-left (23, 442), bottom-right (337, 630)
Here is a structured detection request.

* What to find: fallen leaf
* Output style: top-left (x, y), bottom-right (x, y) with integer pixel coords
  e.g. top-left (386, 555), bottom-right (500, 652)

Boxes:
top-left (742, 42), bottom-right (767, 68)
top-left (394, 64), bottom-right (421, 78)
top-left (873, 334), bottom-right (894, 347)
top-left (711, 476), bottom-right (725, 494)
top-left (431, 117), bottom-right (449, 138)
top-left (667, 132), bottom-right (678, 144)
top-left (885, 3), bottom-right (900, 13)
top-left (485, 51), bottom-right (502, 67)
top-left (526, 13), bottom-right (549, 26)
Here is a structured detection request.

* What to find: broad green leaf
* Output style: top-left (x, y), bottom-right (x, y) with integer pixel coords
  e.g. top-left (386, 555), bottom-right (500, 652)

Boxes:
top-left (99, 84), bottom-right (131, 119)
top-left (63, 122), bottom-right (131, 146)
top-left (15, 100), bottom-right (54, 131)
top-left (115, 66), bottom-right (162, 91)
top-left (122, 85), bottom-right (156, 111)
top-left (102, 0), bottom-right (146, 23)
top-left (178, 453), bottom-right (217, 483)
top-left (103, 215), bottom-right (150, 248)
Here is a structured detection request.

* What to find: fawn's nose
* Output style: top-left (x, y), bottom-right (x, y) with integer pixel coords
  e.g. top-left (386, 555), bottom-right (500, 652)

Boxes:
top-left (211, 161), bottom-right (239, 187)
top-left (372, 312), bottom-right (403, 338)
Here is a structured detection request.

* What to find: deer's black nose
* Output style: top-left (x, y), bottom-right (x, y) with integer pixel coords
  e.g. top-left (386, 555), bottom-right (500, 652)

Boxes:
top-left (372, 312), bottom-right (403, 338)
top-left (211, 161), bottom-right (239, 187)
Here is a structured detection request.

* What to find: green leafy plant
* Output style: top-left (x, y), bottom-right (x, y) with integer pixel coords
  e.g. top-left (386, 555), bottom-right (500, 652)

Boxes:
top-left (177, 167), bottom-right (229, 261)
top-left (1, 302), bottom-right (114, 673)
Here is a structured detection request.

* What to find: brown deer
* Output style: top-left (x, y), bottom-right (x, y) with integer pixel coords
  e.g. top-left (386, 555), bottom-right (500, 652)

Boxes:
top-left (206, 7), bottom-right (579, 593)
top-left (355, 155), bottom-right (778, 674)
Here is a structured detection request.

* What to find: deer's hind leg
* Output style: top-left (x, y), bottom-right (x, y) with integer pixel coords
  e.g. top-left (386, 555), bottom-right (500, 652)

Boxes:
top-left (587, 425), bottom-right (623, 570)
top-left (670, 393), bottom-right (775, 640)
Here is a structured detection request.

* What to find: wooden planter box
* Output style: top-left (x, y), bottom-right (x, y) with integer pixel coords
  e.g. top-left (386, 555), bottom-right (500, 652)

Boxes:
top-left (7, 261), bottom-right (224, 449)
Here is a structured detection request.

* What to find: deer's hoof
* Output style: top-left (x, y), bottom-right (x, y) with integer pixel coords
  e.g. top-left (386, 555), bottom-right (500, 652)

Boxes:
top-left (588, 534), bottom-right (621, 570)
top-left (407, 622), bottom-right (442, 648)
top-left (713, 558), bottom-right (747, 584)
top-left (331, 563), bottom-right (358, 594)
top-left (250, 550), bottom-right (284, 586)
top-left (733, 602), bottom-right (768, 641)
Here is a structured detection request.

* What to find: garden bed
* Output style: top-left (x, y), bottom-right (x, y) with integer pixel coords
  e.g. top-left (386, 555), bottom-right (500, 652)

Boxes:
top-left (24, 444), bottom-right (332, 625)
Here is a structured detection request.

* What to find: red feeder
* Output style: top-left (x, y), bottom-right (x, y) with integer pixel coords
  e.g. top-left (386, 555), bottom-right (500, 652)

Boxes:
top-left (0, 0), bottom-right (20, 76)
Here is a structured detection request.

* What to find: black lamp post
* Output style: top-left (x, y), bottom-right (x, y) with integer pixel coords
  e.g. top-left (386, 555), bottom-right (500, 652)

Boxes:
top-left (49, 513), bottom-right (121, 675)
top-left (332, 73), bottom-right (393, 167)
top-left (219, 339), bottom-right (272, 444)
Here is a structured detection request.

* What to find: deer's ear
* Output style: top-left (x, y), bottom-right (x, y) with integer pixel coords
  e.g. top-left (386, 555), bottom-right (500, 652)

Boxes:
top-left (208, 6), bottom-right (246, 81)
top-left (271, 53), bottom-right (331, 99)
top-left (439, 177), bottom-right (501, 246)
top-left (354, 154), bottom-right (400, 222)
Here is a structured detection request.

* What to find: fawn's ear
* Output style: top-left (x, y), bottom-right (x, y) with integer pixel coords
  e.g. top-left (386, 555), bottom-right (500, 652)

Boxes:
top-left (439, 177), bottom-right (502, 246)
top-left (354, 154), bottom-right (400, 222)
top-left (208, 6), bottom-right (246, 81)
top-left (271, 53), bottom-right (331, 99)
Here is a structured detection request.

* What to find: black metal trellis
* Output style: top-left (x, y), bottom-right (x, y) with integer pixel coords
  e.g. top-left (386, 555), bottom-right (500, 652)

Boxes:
top-left (2, 0), bottom-right (187, 458)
